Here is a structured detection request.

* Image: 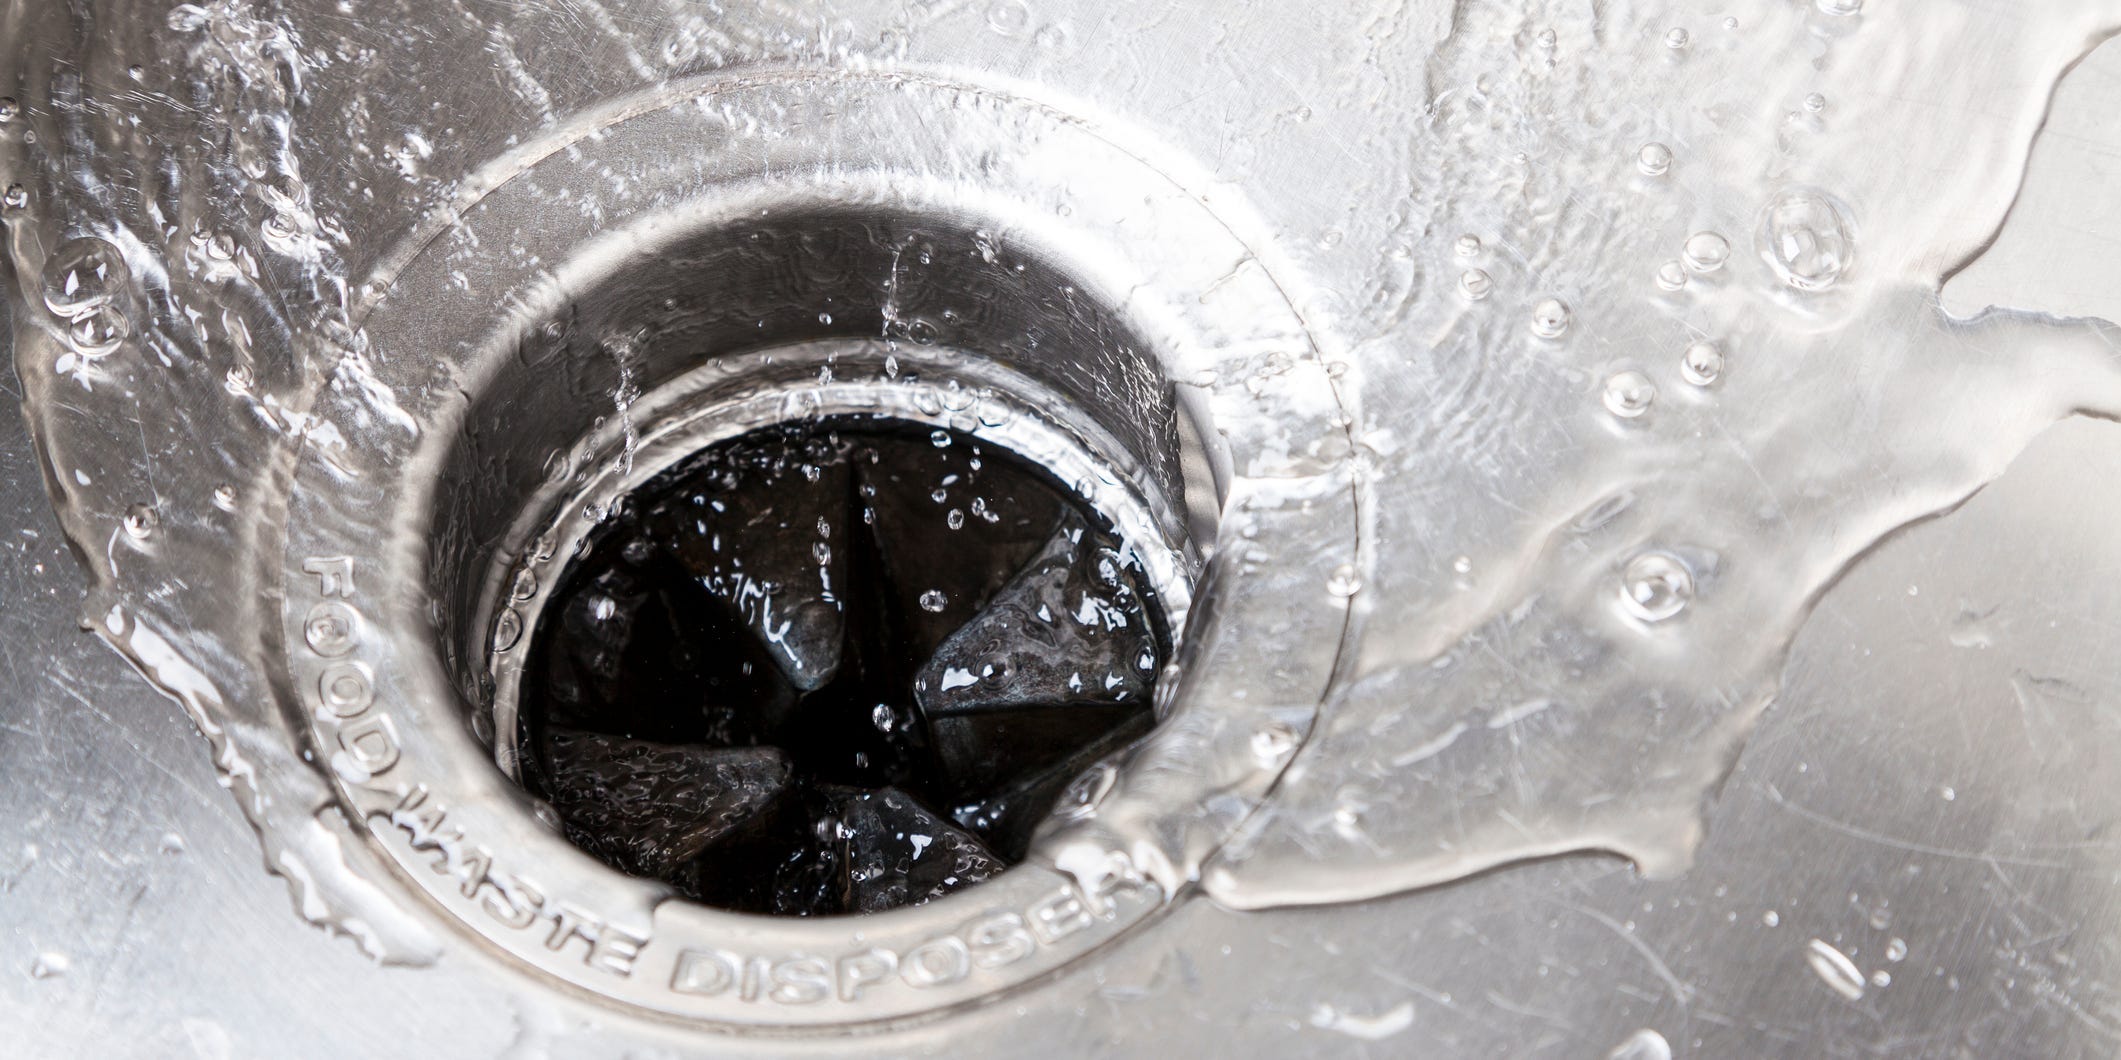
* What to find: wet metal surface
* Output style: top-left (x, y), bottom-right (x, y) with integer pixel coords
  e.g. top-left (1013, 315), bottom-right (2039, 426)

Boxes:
top-left (5, 0), bottom-right (2121, 1054)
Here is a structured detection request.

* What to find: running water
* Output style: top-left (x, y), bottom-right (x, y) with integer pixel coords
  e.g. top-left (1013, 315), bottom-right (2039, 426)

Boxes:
top-left (3, 0), bottom-right (2120, 958)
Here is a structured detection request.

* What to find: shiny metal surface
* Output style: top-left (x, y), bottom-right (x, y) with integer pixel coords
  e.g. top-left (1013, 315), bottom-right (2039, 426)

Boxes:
top-left (6, 1), bottom-right (2121, 1055)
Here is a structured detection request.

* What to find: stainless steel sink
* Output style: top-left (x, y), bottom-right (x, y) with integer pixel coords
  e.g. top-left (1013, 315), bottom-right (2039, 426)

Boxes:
top-left (6, 1), bottom-right (2121, 1054)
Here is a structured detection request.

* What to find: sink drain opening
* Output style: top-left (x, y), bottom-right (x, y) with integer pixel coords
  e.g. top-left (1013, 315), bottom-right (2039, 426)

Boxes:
top-left (512, 414), bottom-right (1171, 916)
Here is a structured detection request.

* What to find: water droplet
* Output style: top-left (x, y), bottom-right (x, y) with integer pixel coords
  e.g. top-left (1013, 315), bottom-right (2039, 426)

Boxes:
top-left (930, 429), bottom-right (951, 448)
top-left (1870, 969), bottom-right (1892, 988)
top-left (1803, 92), bottom-right (1827, 114)
top-left (1805, 938), bottom-right (1867, 1000)
top-left (1460, 268), bottom-right (1493, 300)
top-left (1764, 910), bottom-right (1781, 926)
top-left (1654, 261), bottom-right (1687, 292)
top-left (68, 305), bottom-right (129, 358)
top-left (493, 608), bottom-right (523, 652)
top-left (1535, 28), bottom-right (1558, 50)
top-left (1452, 555), bottom-right (1474, 575)
top-left (871, 703), bottom-right (896, 732)
top-left (986, 0), bottom-right (1030, 35)
top-left (1664, 27), bottom-right (1690, 50)
top-left (1326, 563), bottom-right (1363, 597)
top-left (946, 509), bottom-right (965, 530)
top-left (1530, 297), bottom-right (1572, 339)
top-left (1683, 231), bottom-right (1731, 272)
top-left (1606, 1029), bottom-right (1672, 1060)
top-left (42, 236), bottom-right (128, 318)
top-left (1603, 370), bottom-right (1656, 419)
top-left (0, 97), bottom-right (16, 122)
top-left (1620, 551), bottom-right (1693, 622)
top-left (1759, 187), bottom-right (1854, 292)
top-left (1815, 0), bottom-right (1862, 15)
top-left (28, 953), bottom-right (68, 980)
top-left (2, 184), bottom-right (25, 209)
top-left (1635, 142), bottom-right (1672, 177)
top-left (211, 484), bottom-right (237, 510)
top-left (1454, 234), bottom-right (1482, 257)
top-left (1886, 937), bottom-right (1907, 962)
top-left (1251, 723), bottom-right (1300, 767)
top-left (123, 503), bottom-right (158, 540)
top-left (1681, 342), bottom-right (1724, 386)
top-left (919, 589), bottom-right (948, 612)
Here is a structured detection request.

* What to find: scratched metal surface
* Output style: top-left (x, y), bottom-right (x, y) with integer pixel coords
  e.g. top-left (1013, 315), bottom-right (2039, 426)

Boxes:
top-left (5, 6), bottom-right (2121, 1059)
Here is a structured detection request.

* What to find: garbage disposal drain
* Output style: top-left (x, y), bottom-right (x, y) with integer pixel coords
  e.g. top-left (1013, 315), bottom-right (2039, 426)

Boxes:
top-left (515, 415), bottom-right (1168, 916)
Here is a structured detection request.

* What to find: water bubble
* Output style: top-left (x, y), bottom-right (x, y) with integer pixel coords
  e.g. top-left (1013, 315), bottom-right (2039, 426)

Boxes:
top-left (1870, 970), bottom-right (1891, 988)
top-left (1663, 27), bottom-right (1690, 50)
top-left (1680, 342), bottom-right (1724, 386)
top-left (1759, 187), bottom-right (1854, 292)
top-left (1529, 297), bottom-right (1572, 339)
top-left (1635, 142), bottom-right (1672, 177)
top-left (1535, 28), bottom-right (1557, 50)
top-left (1764, 910), bottom-right (1781, 926)
top-left (1454, 234), bottom-right (1482, 257)
top-left (2, 184), bottom-right (24, 209)
top-left (1654, 261), bottom-right (1687, 292)
top-left (28, 953), bottom-right (68, 980)
top-left (1815, 0), bottom-right (1862, 15)
top-left (211, 484), bottom-right (237, 510)
top-left (1603, 370), bottom-right (1656, 419)
top-left (1326, 563), bottom-right (1363, 597)
top-left (1683, 231), bottom-right (1731, 272)
top-left (919, 589), bottom-right (948, 612)
top-left (946, 509), bottom-right (965, 530)
top-left (0, 97), bottom-right (16, 122)
top-left (1803, 92), bottom-right (1827, 114)
top-left (1805, 938), bottom-right (1867, 1001)
top-left (930, 429), bottom-right (951, 448)
top-left (123, 503), bottom-right (158, 540)
top-left (871, 703), bottom-right (896, 732)
top-left (1606, 1029), bottom-right (1672, 1060)
top-left (42, 236), bottom-right (128, 318)
top-left (1460, 268), bottom-right (1494, 300)
top-left (1620, 551), bottom-right (1693, 622)
top-left (68, 305), bottom-right (130, 358)
top-left (1885, 937), bottom-right (1907, 962)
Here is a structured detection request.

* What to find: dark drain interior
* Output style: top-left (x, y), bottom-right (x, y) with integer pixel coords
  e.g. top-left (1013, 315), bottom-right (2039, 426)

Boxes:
top-left (515, 415), bottom-right (1168, 916)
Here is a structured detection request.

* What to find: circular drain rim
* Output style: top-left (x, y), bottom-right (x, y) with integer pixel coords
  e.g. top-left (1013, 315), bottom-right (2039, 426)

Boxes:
top-left (275, 70), bottom-right (1356, 1027)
